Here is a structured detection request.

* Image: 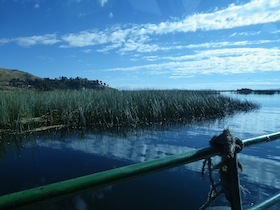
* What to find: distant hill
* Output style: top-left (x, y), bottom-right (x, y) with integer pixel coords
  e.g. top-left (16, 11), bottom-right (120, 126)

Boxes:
top-left (0, 68), bottom-right (41, 90)
top-left (0, 68), bottom-right (40, 81)
top-left (0, 67), bottom-right (113, 91)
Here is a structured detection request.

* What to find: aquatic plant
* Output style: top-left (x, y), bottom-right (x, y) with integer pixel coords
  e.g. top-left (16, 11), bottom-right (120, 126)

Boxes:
top-left (0, 90), bottom-right (259, 132)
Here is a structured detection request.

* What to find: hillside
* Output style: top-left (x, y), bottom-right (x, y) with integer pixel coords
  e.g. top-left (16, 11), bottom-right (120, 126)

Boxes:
top-left (0, 67), bottom-right (113, 91)
top-left (0, 68), bottom-right (40, 81)
top-left (0, 68), bottom-right (40, 90)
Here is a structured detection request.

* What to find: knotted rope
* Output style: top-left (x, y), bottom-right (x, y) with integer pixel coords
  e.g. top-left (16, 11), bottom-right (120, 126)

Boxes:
top-left (200, 128), bottom-right (243, 210)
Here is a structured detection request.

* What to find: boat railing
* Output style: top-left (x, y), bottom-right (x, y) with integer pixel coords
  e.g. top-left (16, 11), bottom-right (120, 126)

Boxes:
top-left (0, 131), bottom-right (280, 209)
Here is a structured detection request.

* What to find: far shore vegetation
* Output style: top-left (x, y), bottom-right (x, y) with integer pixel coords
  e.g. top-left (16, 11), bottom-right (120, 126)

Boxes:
top-left (0, 67), bottom-right (111, 91)
top-left (236, 88), bottom-right (280, 95)
top-left (0, 89), bottom-right (259, 134)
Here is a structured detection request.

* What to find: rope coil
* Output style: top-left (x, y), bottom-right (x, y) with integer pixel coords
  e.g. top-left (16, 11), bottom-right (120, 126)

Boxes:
top-left (200, 129), bottom-right (243, 209)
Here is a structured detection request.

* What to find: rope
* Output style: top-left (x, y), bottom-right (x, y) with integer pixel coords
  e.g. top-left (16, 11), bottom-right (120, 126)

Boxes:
top-left (200, 129), bottom-right (243, 209)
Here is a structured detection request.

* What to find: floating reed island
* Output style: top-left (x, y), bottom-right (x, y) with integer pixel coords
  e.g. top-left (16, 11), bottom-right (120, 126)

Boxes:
top-left (0, 90), bottom-right (259, 133)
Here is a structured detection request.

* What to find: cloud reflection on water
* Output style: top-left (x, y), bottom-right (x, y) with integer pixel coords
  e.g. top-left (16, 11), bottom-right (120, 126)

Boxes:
top-left (2, 93), bottom-right (279, 209)
top-left (34, 131), bottom-right (280, 190)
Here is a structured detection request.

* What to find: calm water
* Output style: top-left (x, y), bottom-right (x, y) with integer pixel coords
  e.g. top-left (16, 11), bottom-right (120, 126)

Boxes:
top-left (0, 93), bottom-right (280, 209)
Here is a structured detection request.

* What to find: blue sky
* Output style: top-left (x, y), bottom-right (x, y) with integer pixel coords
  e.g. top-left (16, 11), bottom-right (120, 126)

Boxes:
top-left (0, 0), bottom-right (279, 90)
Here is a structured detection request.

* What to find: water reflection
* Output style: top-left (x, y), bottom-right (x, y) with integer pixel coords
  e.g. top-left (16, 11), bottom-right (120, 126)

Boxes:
top-left (5, 127), bottom-right (278, 209)
top-left (33, 132), bottom-right (280, 190)
top-left (0, 93), bottom-right (279, 209)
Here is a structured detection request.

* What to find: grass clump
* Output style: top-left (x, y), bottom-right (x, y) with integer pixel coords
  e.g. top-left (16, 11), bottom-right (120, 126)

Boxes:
top-left (0, 90), bottom-right (259, 133)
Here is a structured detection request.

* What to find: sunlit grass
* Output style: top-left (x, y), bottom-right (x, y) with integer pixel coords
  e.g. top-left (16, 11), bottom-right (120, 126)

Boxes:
top-left (0, 90), bottom-right (259, 132)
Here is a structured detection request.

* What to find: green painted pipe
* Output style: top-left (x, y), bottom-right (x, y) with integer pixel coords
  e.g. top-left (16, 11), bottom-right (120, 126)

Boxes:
top-left (0, 131), bottom-right (279, 209)
top-left (242, 131), bottom-right (280, 147)
top-left (0, 146), bottom-right (220, 209)
top-left (246, 191), bottom-right (280, 210)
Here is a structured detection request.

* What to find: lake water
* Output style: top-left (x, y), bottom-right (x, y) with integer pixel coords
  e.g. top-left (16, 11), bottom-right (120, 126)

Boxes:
top-left (0, 93), bottom-right (280, 209)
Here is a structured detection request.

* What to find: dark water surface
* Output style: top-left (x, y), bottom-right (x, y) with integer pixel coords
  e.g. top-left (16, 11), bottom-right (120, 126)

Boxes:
top-left (0, 93), bottom-right (280, 209)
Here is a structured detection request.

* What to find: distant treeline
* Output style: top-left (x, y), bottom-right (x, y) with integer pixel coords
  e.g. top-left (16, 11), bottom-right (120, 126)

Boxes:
top-left (9, 77), bottom-right (109, 91)
top-left (237, 88), bottom-right (280, 95)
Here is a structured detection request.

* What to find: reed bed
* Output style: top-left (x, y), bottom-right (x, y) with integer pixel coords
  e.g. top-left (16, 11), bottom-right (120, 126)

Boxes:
top-left (0, 90), bottom-right (259, 132)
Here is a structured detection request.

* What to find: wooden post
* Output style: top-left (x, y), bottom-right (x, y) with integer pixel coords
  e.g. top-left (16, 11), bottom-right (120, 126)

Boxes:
top-left (227, 153), bottom-right (243, 210)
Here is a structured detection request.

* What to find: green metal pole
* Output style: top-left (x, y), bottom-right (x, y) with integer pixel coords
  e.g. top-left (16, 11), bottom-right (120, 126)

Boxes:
top-left (242, 131), bottom-right (280, 147)
top-left (0, 146), bottom-right (220, 209)
top-left (246, 191), bottom-right (280, 210)
top-left (0, 131), bottom-right (279, 209)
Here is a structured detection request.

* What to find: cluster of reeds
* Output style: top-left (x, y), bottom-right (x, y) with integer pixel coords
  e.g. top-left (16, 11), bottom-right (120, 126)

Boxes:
top-left (0, 90), bottom-right (259, 132)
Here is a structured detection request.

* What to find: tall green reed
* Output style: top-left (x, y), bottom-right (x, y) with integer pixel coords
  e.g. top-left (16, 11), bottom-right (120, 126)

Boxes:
top-left (0, 90), bottom-right (259, 132)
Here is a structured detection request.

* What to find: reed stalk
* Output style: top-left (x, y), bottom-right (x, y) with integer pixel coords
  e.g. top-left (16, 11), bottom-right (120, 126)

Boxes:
top-left (0, 90), bottom-right (259, 132)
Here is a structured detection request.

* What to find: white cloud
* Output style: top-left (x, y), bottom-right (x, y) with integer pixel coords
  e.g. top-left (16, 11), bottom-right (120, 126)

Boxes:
top-left (126, 0), bottom-right (280, 35)
top-left (82, 49), bottom-right (93, 53)
top-left (102, 48), bottom-right (280, 77)
top-left (16, 34), bottom-right (60, 47)
top-left (3, 0), bottom-right (280, 54)
top-left (186, 39), bottom-right (280, 49)
top-left (109, 12), bottom-right (113, 18)
top-left (230, 31), bottom-right (262, 37)
top-left (34, 3), bottom-right (40, 8)
top-left (61, 30), bottom-right (109, 47)
top-left (119, 39), bottom-right (280, 60)
top-left (172, 48), bottom-right (280, 75)
top-left (119, 38), bottom-right (162, 54)
top-left (272, 29), bottom-right (280, 34)
top-left (0, 38), bottom-right (10, 45)
top-left (98, 0), bottom-right (108, 7)
top-left (96, 43), bottom-right (123, 53)
top-left (58, 0), bottom-right (280, 52)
